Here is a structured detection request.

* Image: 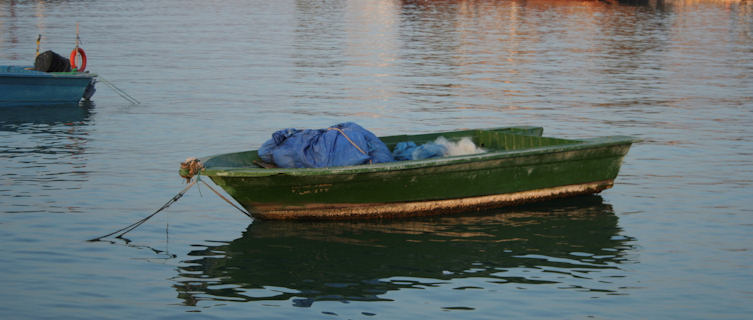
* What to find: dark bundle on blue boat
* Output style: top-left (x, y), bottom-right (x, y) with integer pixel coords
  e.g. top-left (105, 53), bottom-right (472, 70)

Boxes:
top-left (33, 50), bottom-right (71, 72)
top-left (258, 122), bottom-right (394, 168)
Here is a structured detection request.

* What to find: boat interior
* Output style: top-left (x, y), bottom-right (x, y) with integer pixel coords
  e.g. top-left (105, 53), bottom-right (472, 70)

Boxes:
top-left (202, 126), bottom-right (583, 169)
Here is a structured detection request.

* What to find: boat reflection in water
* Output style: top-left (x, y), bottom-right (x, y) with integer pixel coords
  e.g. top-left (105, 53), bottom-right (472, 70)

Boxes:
top-left (0, 102), bottom-right (93, 157)
top-left (176, 196), bottom-right (635, 307)
top-left (0, 101), bottom-right (94, 133)
top-left (0, 102), bottom-right (95, 214)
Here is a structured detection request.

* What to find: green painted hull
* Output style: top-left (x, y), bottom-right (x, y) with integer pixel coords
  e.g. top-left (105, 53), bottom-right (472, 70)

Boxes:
top-left (200, 126), bottom-right (635, 220)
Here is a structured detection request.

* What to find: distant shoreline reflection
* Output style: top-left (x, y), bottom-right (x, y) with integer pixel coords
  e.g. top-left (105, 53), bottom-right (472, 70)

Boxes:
top-left (175, 195), bottom-right (636, 307)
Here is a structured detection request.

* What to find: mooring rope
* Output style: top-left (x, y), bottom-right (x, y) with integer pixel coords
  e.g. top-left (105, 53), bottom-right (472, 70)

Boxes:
top-left (179, 157), bottom-right (251, 218)
top-left (97, 76), bottom-right (141, 105)
top-left (179, 157), bottom-right (204, 182)
top-left (88, 180), bottom-right (196, 242)
top-left (198, 179), bottom-right (253, 218)
top-left (90, 158), bottom-right (252, 242)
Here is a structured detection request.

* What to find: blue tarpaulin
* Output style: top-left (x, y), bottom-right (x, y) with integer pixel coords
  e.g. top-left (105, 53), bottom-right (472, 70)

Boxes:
top-left (391, 141), bottom-right (447, 161)
top-left (258, 122), bottom-right (394, 168)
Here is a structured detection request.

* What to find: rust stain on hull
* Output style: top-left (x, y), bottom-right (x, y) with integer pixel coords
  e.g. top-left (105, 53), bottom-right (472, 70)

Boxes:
top-left (249, 180), bottom-right (614, 220)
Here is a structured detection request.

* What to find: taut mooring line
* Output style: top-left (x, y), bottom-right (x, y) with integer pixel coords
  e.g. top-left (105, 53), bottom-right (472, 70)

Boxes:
top-left (88, 180), bottom-right (196, 242)
top-left (180, 157), bottom-right (252, 218)
top-left (198, 178), bottom-right (253, 219)
top-left (97, 76), bottom-right (141, 105)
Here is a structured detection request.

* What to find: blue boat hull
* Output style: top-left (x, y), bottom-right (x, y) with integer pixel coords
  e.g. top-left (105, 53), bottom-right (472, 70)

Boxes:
top-left (0, 66), bottom-right (96, 107)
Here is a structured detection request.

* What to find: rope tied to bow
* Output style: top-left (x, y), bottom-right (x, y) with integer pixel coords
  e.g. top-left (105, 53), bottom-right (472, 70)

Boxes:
top-left (179, 157), bottom-right (204, 183)
top-left (88, 157), bottom-right (252, 242)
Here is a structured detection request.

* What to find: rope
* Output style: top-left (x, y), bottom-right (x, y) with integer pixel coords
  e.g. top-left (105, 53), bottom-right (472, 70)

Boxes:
top-left (181, 158), bottom-right (251, 218)
top-left (179, 157), bottom-right (203, 183)
top-left (88, 180), bottom-right (196, 242)
top-left (327, 127), bottom-right (372, 164)
top-left (97, 76), bottom-right (141, 105)
top-left (89, 156), bottom-right (256, 242)
top-left (328, 127), bottom-right (367, 155)
top-left (199, 179), bottom-right (253, 219)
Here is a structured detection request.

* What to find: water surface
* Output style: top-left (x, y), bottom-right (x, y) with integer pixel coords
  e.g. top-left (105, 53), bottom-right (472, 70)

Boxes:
top-left (1, 0), bottom-right (752, 318)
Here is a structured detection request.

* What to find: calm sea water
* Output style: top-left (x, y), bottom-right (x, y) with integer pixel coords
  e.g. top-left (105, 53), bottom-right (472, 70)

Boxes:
top-left (1, 0), bottom-right (752, 318)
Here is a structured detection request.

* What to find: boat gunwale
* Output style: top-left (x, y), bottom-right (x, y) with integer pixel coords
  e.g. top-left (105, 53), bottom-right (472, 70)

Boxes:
top-left (0, 65), bottom-right (97, 79)
top-left (0, 72), bottom-right (97, 80)
top-left (201, 135), bottom-right (637, 177)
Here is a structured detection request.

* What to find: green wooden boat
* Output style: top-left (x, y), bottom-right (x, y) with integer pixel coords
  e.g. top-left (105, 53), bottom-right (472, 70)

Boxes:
top-left (198, 126), bottom-right (635, 220)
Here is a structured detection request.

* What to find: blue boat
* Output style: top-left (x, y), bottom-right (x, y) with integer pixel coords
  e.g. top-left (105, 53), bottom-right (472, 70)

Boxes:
top-left (0, 65), bottom-right (96, 107)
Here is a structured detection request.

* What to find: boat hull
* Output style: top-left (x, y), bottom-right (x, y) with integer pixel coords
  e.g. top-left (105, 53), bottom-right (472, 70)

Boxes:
top-left (247, 180), bottom-right (615, 220)
top-left (202, 127), bottom-right (635, 220)
top-left (0, 66), bottom-right (96, 107)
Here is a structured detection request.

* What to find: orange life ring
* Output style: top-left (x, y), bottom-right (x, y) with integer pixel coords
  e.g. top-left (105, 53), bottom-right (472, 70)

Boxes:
top-left (70, 47), bottom-right (87, 72)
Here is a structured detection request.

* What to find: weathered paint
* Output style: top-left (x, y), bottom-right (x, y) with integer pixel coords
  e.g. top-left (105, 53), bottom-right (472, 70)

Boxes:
top-left (199, 126), bottom-right (636, 220)
top-left (250, 180), bottom-right (614, 220)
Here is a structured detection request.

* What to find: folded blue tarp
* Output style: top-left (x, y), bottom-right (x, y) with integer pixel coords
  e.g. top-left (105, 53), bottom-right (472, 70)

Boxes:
top-left (258, 122), bottom-right (394, 168)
